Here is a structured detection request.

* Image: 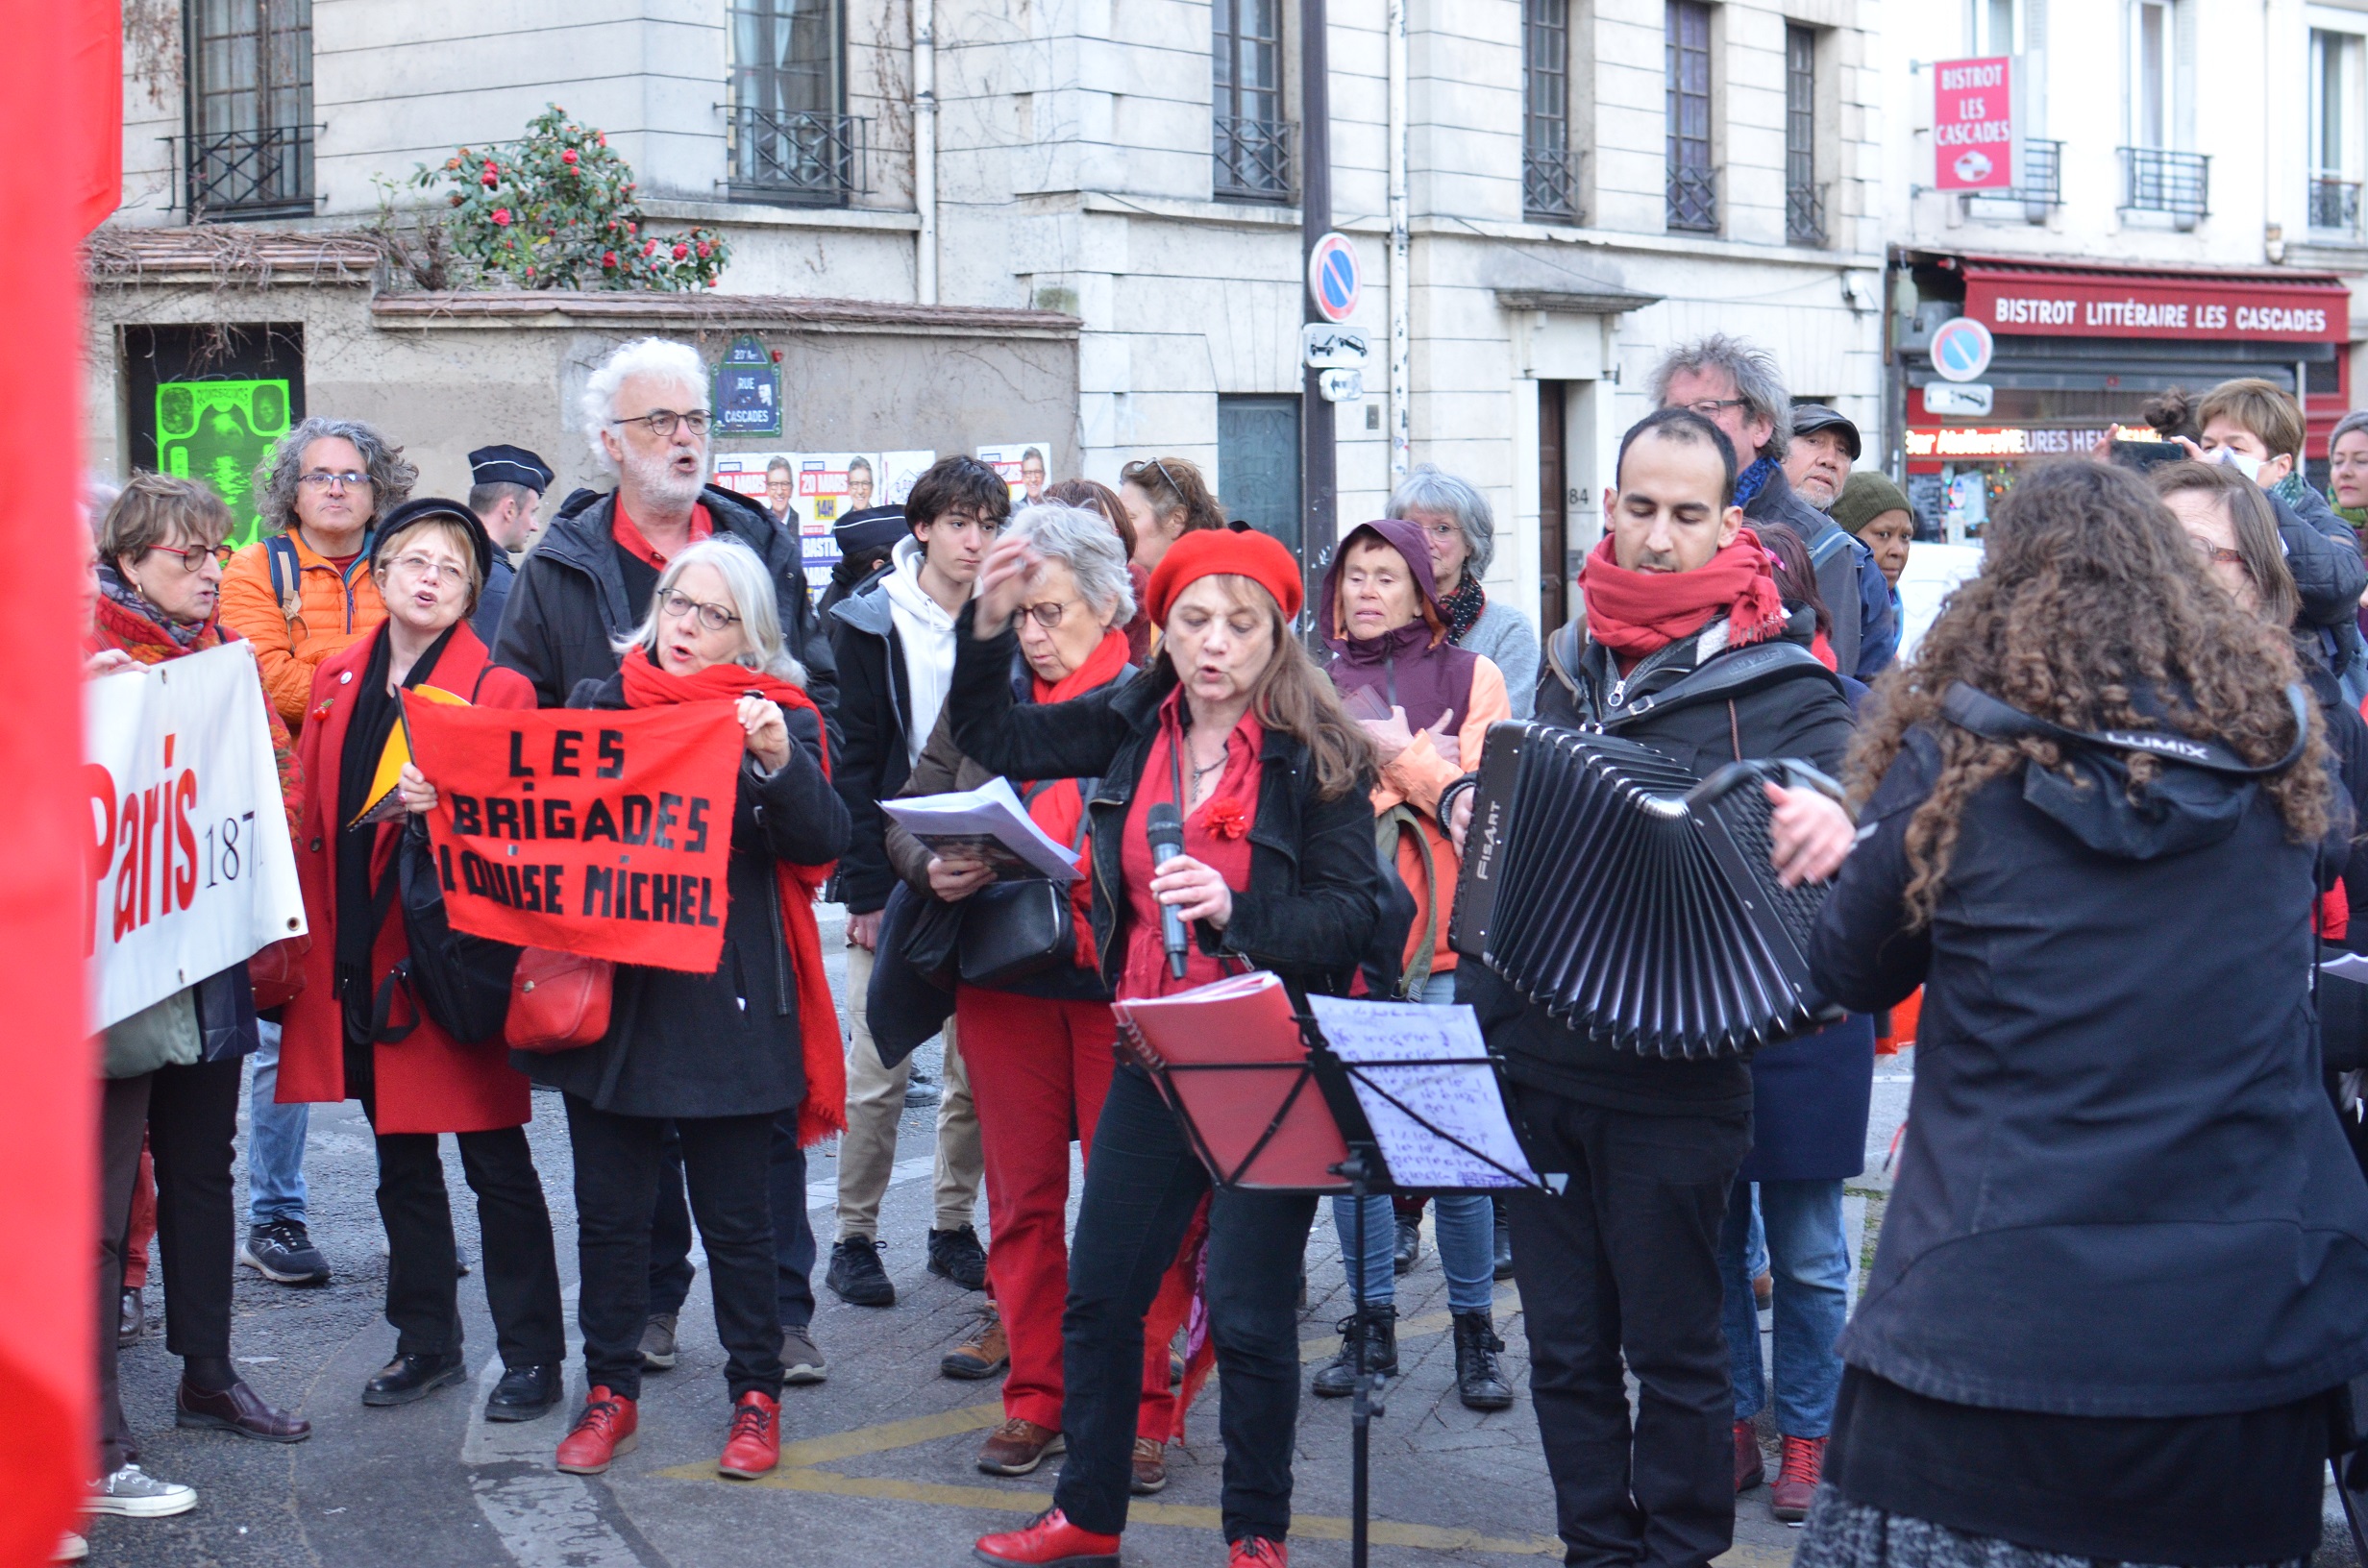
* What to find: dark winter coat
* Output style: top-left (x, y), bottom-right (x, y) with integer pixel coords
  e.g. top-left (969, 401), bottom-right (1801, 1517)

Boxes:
top-left (826, 576), bottom-right (915, 914)
top-left (1813, 720), bottom-right (2368, 1416)
top-left (1745, 466), bottom-right (1899, 681)
top-left (471, 554), bottom-right (517, 650)
top-left (946, 603), bottom-right (1386, 997)
top-left (514, 669), bottom-right (851, 1119)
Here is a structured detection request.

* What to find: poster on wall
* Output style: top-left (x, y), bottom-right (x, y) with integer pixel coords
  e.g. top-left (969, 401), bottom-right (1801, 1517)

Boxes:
top-left (157, 379), bottom-right (295, 551)
top-left (712, 450), bottom-right (938, 595)
top-left (710, 452), bottom-right (821, 592)
top-left (876, 450), bottom-right (934, 508)
top-left (977, 443), bottom-right (1052, 507)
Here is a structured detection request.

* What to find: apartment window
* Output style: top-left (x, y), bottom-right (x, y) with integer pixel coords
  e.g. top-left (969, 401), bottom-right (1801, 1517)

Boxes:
top-left (2131, 0), bottom-right (2172, 149)
top-left (1215, 0), bottom-right (1291, 202)
top-left (1665, 1), bottom-right (1716, 233)
top-left (2312, 28), bottom-right (2364, 239)
top-left (185, 0), bottom-right (313, 219)
top-left (2121, 0), bottom-right (2205, 220)
top-left (1785, 27), bottom-right (1823, 245)
top-left (1971, 0), bottom-right (2019, 55)
top-left (1523, 0), bottom-right (1577, 223)
top-left (727, 0), bottom-right (859, 206)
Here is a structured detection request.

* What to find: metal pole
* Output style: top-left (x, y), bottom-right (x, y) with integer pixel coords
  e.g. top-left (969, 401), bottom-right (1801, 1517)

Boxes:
top-left (1347, 1155), bottom-right (1371, 1568)
top-left (1300, 0), bottom-right (1335, 623)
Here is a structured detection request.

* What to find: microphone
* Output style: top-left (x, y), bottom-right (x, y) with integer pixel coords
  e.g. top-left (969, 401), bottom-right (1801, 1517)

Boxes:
top-left (1146, 801), bottom-right (1189, 980)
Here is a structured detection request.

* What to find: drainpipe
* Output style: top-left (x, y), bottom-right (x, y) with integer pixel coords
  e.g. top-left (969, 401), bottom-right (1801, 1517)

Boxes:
top-left (1387, 0), bottom-right (1409, 480)
top-left (914, 0), bottom-right (938, 306)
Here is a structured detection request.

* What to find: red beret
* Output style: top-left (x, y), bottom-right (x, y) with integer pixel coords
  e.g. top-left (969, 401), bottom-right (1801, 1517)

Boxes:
top-left (1144, 527), bottom-right (1304, 627)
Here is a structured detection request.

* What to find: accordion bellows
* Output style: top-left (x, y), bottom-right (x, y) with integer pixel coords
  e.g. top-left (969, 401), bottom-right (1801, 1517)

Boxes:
top-left (1449, 723), bottom-right (1838, 1059)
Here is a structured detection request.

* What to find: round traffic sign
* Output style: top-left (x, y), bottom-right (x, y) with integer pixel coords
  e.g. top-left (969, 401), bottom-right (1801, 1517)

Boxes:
top-left (1308, 232), bottom-right (1362, 324)
top-left (1930, 316), bottom-right (1994, 382)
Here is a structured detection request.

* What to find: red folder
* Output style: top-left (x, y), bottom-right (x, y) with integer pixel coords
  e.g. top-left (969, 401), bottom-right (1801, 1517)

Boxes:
top-left (1115, 973), bottom-right (1350, 1191)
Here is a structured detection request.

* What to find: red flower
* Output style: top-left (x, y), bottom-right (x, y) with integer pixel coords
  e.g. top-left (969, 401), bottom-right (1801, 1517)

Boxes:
top-left (696, 240), bottom-right (711, 258)
top-left (1204, 799), bottom-right (1248, 841)
top-left (598, 132), bottom-right (607, 146)
top-left (561, 148), bottom-right (579, 165)
top-left (603, 249), bottom-right (619, 267)
top-left (626, 221), bottom-right (637, 234)
top-left (642, 238), bottom-right (657, 257)
top-left (672, 243), bottom-right (688, 260)
top-left (481, 171), bottom-right (498, 186)
top-left (490, 208), bottom-right (511, 226)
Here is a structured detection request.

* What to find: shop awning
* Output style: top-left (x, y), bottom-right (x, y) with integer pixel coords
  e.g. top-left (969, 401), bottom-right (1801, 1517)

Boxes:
top-left (1958, 257), bottom-right (2350, 344)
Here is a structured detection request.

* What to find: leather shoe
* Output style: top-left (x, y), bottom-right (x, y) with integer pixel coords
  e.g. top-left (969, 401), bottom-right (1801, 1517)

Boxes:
top-left (977, 1416), bottom-right (1064, 1476)
top-left (1130, 1435), bottom-right (1168, 1495)
top-left (719, 1389), bottom-right (781, 1479)
top-left (362, 1350), bottom-right (467, 1407)
top-left (1771, 1433), bottom-right (1826, 1522)
top-left (1734, 1419), bottom-right (1765, 1492)
top-left (484, 1363), bottom-right (563, 1423)
top-left (974, 1507), bottom-right (1121, 1567)
top-left (556, 1386), bottom-right (638, 1474)
top-left (176, 1379), bottom-right (311, 1443)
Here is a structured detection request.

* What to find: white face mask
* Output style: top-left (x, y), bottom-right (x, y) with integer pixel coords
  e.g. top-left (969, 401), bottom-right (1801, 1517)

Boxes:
top-left (2209, 446), bottom-right (2264, 482)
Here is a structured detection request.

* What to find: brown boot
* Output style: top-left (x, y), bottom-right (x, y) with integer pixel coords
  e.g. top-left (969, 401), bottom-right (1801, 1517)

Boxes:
top-left (977, 1417), bottom-right (1065, 1476)
top-left (1770, 1433), bottom-right (1826, 1522)
top-left (1130, 1435), bottom-right (1168, 1495)
top-left (1733, 1420), bottom-right (1764, 1492)
top-left (942, 1307), bottom-right (1010, 1380)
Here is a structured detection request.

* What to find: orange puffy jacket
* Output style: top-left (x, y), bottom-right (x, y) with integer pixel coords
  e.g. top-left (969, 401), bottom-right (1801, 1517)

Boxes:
top-left (218, 527), bottom-right (387, 731)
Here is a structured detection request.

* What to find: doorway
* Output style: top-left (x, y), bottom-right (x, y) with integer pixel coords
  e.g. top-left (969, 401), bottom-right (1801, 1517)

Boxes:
top-left (1538, 380), bottom-right (1569, 631)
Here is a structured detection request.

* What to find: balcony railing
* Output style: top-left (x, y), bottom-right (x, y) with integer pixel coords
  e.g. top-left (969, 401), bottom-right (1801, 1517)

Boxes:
top-left (727, 107), bottom-right (864, 207)
top-left (1214, 115), bottom-right (1294, 203)
top-left (1524, 144), bottom-right (1581, 225)
top-left (182, 124), bottom-right (316, 220)
top-left (1786, 181), bottom-right (1827, 246)
top-left (2311, 174), bottom-right (2363, 239)
top-left (2121, 146), bottom-right (2209, 222)
top-left (1666, 163), bottom-right (1718, 233)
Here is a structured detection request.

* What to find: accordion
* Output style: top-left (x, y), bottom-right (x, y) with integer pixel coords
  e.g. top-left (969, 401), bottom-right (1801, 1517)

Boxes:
top-left (1448, 723), bottom-right (1843, 1059)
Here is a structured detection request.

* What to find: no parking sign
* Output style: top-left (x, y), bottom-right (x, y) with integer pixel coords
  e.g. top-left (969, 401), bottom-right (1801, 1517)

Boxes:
top-left (1930, 317), bottom-right (1994, 382)
top-left (1308, 232), bottom-right (1361, 324)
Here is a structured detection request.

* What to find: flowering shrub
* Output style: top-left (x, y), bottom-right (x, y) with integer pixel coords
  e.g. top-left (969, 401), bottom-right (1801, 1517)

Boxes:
top-left (411, 105), bottom-right (728, 291)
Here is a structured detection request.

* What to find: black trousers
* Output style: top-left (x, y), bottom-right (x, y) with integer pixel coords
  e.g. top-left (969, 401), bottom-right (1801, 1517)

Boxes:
top-left (565, 1094), bottom-right (785, 1402)
top-left (1504, 1085), bottom-right (1751, 1568)
top-left (647, 1112), bottom-right (816, 1330)
top-left (1056, 1063), bottom-right (1317, 1542)
top-left (344, 1042), bottom-right (564, 1368)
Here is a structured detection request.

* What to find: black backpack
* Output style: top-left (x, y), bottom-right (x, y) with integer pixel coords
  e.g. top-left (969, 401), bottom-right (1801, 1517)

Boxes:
top-left (367, 819), bottom-right (520, 1044)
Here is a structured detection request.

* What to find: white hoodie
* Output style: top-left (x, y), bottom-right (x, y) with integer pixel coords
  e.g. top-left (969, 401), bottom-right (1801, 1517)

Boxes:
top-left (881, 534), bottom-right (960, 766)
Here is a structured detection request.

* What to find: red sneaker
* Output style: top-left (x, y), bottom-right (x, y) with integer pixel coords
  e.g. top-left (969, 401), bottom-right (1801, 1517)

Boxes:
top-left (718, 1390), bottom-right (781, 1479)
top-left (1733, 1420), bottom-right (1764, 1492)
top-left (974, 1507), bottom-right (1122, 1567)
top-left (1229, 1538), bottom-right (1289, 1567)
top-left (555, 1386), bottom-right (638, 1475)
top-left (1770, 1433), bottom-right (1826, 1523)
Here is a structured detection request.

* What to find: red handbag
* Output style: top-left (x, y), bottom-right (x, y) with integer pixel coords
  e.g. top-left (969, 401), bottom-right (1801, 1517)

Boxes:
top-left (506, 948), bottom-right (614, 1052)
top-left (250, 934), bottom-right (310, 1012)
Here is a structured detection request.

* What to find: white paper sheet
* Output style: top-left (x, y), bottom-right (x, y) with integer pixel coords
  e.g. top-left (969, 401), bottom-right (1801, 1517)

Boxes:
top-left (881, 776), bottom-right (1082, 882)
top-left (1307, 995), bottom-right (1543, 1190)
top-left (2325, 953), bottom-right (2368, 984)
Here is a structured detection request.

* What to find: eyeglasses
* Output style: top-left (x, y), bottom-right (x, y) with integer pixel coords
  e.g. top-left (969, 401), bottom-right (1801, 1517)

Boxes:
top-left (151, 542), bottom-right (234, 573)
top-left (1679, 398), bottom-right (1749, 419)
top-left (1415, 521), bottom-right (1461, 544)
top-left (298, 470), bottom-right (372, 492)
top-left (2188, 537), bottom-right (2247, 568)
top-left (1122, 457), bottom-right (1186, 500)
top-left (660, 589), bottom-right (741, 632)
top-left (387, 552), bottom-right (469, 587)
top-left (610, 409), bottom-right (712, 438)
top-left (1016, 597), bottom-right (1084, 629)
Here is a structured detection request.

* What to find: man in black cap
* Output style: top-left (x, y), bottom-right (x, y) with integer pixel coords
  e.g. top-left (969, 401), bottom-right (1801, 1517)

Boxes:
top-left (1778, 404), bottom-right (1896, 677)
top-left (467, 444), bottom-right (554, 645)
top-left (818, 503), bottom-right (908, 618)
top-left (1783, 405), bottom-right (1857, 513)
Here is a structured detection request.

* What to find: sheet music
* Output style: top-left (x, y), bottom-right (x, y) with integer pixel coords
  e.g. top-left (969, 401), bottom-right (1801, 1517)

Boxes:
top-left (1307, 995), bottom-right (1543, 1190)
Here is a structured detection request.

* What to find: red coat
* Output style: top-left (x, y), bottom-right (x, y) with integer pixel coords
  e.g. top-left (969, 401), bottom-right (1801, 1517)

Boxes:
top-left (276, 624), bottom-right (534, 1134)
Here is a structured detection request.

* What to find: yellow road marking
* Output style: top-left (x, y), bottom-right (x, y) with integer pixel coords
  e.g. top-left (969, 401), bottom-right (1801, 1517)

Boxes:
top-left (769, 1400), bottom-right (1008, 1468)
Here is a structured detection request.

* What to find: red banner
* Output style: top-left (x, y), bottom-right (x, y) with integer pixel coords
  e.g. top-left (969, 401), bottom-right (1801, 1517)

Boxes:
top-left (1962, 264), bottom-right (2349, 342)
top-left (406, 702), bottom-right (747, 972)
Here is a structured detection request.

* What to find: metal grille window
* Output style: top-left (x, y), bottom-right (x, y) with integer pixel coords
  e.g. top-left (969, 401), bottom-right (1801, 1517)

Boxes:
top-left (1523, 0), bottom-right (1577, 223)
top-left (2121, 147), bottom-right (2208, 218)
top-left (1784, 25), bottom-right (1823, 245)
top-left (1665, 1), bottom-right (1716, 233)
top-left (1215, 0), bottom-right (1291, 201)
top-left (2311, 28), bottom-right (2363, 239)
top-left (728, 0), bottom-right (859, 206)
top-left (185, 0), bottom-right (313, 219)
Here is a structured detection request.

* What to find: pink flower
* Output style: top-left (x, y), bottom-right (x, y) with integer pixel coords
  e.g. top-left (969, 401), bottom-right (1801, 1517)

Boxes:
top-left (598, 132), bottom-right (607, 146)
top-left (603, 249), bottom-right (619, 267)
top-left (481, 171), bottom-right (498, 186)
top-left (672, 243), bottom-right (688, 260)
top-left (695, 240), bottom-right (711, 258)
top-left (490, 208), bottom-right (511, 226)
top-left (626, 221), bottom-right (637, 234)
top-left (561, 148), bottom-right (579, 165)
top-left (643, 239), bottom-right (657, 257)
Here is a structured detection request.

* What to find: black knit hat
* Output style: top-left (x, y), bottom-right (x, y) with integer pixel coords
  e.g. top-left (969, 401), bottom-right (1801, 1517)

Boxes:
top-left (372, 497), bottom-right (496, 584)
top-left (833, 504), bottom-right (910, 556)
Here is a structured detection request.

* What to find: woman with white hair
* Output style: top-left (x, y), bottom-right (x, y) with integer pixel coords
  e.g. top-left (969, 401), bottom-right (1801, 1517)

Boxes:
top-left (525, 536), bottom-right (851, 1484)
top-left (1389, 465), bottom-right (1540, 719)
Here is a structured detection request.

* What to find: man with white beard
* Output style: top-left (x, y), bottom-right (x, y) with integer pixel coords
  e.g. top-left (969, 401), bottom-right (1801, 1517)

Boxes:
top-left (494, 336), bottom-right (835, 712)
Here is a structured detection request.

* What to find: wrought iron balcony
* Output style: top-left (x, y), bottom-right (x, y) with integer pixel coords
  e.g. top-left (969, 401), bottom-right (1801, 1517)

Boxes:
top-left (2013, 138), bottom-right (2064, 206)
top-left (1666, 163), bottom-right (1718, 233)
top-left (2120, 146), bottom-right (2208, 221)
top-left (1786, 181), bottom-right (1827, 246)
top-left (184, 124), bottom-right (315, 220)
top-left (1214, 115), bottom-right (1294, 203)
top-left (727, 107), bottom-right (864, 207)
top-left (1524, 144), bottom-right (1581, 225)
top-left (2311, 175), bottom-right (2363, 239)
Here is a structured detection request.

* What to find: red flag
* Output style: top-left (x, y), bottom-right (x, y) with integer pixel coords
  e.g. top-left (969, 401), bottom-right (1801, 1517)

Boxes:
top-left (0, 0), bottom-right (116, 1553)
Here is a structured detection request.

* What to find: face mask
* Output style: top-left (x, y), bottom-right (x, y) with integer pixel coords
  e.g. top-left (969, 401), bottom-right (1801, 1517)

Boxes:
top-left (2209, 446), bottom-right (2264, 482)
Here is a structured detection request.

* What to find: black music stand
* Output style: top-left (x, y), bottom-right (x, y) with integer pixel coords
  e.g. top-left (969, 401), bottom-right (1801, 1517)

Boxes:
top-left (1126, 996), bottom-right (1556, 1568)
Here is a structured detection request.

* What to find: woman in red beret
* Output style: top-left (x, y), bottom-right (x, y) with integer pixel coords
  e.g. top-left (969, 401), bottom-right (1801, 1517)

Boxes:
top-left (950, 527), bottom-right (1387, 1568)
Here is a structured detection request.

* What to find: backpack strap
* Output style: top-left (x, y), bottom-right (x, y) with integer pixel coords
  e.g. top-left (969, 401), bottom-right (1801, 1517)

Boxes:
top-left (1940, 681), bottom-right (2312, 775)
top-left (265, 534), bottom-right (306, 636)
top-left (1544, 620), bottom-right (1584, 698)
top-left (1374, 803), bottom-right (1442, 999)
top-left (1595, 641), bottom-right (1842, 732)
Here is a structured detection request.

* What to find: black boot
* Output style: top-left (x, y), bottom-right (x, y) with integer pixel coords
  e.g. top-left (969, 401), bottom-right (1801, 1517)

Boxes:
top-left (1311, 1304), bottom-right (1398, 1398)
top-left (1392, 1215), bottom-right (1421, 1274)
top-left (1452, 1311), bottom-right (1515, 1411)
top-left (1491, 1197), bottom-right (1514, 1281)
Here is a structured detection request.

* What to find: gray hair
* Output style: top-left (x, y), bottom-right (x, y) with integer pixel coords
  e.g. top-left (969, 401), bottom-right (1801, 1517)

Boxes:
top-left (614, 536), bottom-right (805, 687)
top-left (1387, 464), bottom-right (1495, 578)
top-left (1008, 502), bottom-right (1136, 625)
top-left (1647, 333), bottom-right (1792, 459)
top-left (580, 337), bottom-right (708, 471)
top-left (253, 416), bottom-right (418, 537)
top-left (2334, 409), bottom-right (2368, 451)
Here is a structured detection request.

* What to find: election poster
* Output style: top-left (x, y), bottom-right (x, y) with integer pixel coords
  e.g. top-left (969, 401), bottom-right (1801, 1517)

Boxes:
top-left (403, 702), bottom-right (749, 972)
top-left (977, 443), bottom-right (1052, 507)
top-left (86, 642), bottom-right (307, 1030)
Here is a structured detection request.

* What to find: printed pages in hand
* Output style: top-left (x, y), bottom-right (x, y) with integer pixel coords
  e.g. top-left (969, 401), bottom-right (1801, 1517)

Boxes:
top-left (882, 776), bottom-right (1082, 883)
top-left (1114, 972), bottom-right (1349, 1190)
top-left (1306, 994), bottom-right (1545, 1191)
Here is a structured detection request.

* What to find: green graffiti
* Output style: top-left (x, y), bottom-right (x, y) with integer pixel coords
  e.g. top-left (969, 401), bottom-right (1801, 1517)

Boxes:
top-left (157, 380), bottom-right (292, 550)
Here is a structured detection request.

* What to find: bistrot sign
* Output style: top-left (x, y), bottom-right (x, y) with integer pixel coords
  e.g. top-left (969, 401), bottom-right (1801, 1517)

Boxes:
top-left (1932, 57), bottom-right (2015, 192)
top-left (86, 642), bottom-right (306, 1029)
top-left (1308, 233), bottom-right (1362, 324)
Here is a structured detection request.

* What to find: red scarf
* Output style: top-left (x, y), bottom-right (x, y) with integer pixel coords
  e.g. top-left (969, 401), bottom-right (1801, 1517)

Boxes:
top-left (1578, 527), bottom-right (1789, 660)
top-left (1030, 626), bottom-right (1132, 706)
top-left (619, 652), bottom-right (847, 1147)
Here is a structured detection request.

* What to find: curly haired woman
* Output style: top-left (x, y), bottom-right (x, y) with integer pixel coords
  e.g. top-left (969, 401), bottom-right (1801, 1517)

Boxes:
top-left (1797, 459), bottom-right (2368, 1565)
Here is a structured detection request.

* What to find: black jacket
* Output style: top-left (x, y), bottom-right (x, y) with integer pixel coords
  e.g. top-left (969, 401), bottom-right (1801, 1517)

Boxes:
top-left (472, 555), bottom-right (517, 650)
top-left (1465, 609), bottom-right (1856, 1115)
top-left (1744, 466), bottom-right (1899, 680)
top-left (1813, 720), bottom-right (2368, 1416)
top-left (515, 667), bottom-right (851, 1118)
top-left (947, 603), bottom-right (1385, 996)
top-left (826, 575), bottom-right (917, 914)
top-left (492, 483), bottom-right (837, 720)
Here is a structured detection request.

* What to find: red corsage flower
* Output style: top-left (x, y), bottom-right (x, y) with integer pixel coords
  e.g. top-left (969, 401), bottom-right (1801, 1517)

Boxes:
top-left (1204, 799), bottom-right (1249, 841)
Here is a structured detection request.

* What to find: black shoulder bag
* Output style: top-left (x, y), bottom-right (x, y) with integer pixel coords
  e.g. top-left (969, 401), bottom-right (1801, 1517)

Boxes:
top-left (954, 778), bottom-right (1098, 989)
top-left (370, 818), bottom-right (522, 1044)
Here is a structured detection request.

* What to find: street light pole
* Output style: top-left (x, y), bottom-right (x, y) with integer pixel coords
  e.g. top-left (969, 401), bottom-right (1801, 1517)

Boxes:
top-left (1299, 0), bottom-right (1334, 625)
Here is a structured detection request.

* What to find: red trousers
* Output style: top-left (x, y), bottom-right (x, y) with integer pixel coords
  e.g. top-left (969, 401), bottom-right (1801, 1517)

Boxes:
top-left (956, 985), bottom-right (1196, 1435)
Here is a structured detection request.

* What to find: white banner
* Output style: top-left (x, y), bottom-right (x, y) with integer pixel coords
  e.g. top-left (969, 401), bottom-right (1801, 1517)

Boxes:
top-left (86, 642), bottom-right (307, 1030)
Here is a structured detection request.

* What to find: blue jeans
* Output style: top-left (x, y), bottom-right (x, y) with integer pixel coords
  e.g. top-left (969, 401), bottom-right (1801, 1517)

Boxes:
top-left (245, 1021), bottom-right (309, 1226)
top-left (1716, 1176), bottom-right (1847, 1437)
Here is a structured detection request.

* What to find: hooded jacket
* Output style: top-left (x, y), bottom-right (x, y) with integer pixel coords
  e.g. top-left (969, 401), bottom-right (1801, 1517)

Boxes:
top-left (1743, 463), bottom-right (1899, 681)
top-left (1813, 719), bottom-right (2368, 1416)
top-left (826, 536), bottom-right (943, 915)
top-left (219, 525), bottom-right (388, 729)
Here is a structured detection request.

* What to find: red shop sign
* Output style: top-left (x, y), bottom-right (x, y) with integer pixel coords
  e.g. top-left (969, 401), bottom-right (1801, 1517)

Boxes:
top-left (1963, 263), bottom-right (2348, 343)
top-left (1933, 58), bottom-right (2015, 191)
